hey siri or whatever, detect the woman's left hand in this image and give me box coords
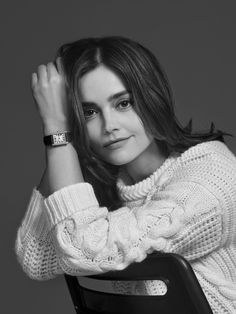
[31,57,71,132]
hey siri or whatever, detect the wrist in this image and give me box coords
[43,122,71,136]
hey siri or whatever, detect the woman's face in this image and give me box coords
[78,65,154,166]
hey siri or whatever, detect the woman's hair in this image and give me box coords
[55,36,233,211]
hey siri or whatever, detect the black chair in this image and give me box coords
[64,252,213,314]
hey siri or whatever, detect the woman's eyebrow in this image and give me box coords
[107,90,131,102]
[81,90,131,107]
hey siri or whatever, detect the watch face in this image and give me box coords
[53,133,66,145]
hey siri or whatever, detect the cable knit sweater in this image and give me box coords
[15,140,236,313]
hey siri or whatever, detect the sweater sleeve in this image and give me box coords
[15,147,236,280]
[15,187,63,280]
[42,181,222,277]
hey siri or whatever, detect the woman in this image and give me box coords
[15,36,236,313]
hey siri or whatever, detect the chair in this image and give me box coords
[64,252,213,314]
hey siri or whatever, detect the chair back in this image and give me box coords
[64,252,213,314]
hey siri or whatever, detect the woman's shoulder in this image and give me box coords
[162,141,236,206]
[178,140,236,165]
[168,140,236,185]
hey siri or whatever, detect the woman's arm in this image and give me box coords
[15,58,86,278]
[31,58,84,197]
[37,167,49,197]
[15,131,86,280]
[39,124,85,198]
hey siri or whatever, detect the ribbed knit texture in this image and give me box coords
[15,140,236,313]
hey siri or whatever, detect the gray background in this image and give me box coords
[2,0,236,313]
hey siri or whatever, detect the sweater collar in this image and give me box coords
[116,152,179,201]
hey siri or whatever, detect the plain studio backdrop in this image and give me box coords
[1,1,236,313]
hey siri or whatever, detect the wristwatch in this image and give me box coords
[43,131,73,147]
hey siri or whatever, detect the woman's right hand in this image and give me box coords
[31,57,71,133]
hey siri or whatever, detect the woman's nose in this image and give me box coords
[103,111,119,134]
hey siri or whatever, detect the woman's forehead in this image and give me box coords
[78,65,127,102]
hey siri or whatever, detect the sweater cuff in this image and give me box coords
[19,187,48,240]
[44,182,99,228]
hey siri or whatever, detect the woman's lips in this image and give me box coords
[105,137,131,150]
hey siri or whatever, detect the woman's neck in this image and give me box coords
[122,140,169,184]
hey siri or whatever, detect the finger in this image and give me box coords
[46,62,58,79]
[37,64,48,85]
[56,57,64,75]
[31,72,38,89]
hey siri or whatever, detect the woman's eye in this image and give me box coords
[117,100,132,110]
[83,109,96,119]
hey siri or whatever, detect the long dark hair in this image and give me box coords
[55,36,233,211]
